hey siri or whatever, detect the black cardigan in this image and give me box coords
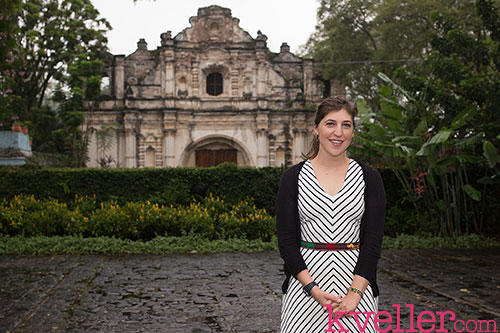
[276,160,386,297]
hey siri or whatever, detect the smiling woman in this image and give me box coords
[276,96,386,333]
[303,97,357,161]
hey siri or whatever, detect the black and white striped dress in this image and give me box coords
[281,159,378,333]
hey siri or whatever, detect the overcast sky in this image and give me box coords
[91,0,319,56]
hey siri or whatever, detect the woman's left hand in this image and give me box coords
[330,292,361,315]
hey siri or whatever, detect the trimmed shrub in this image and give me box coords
[0,194,275,241]
[1,163,497,236]
[0,163,283,214]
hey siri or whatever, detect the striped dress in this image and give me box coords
[280,159,378,333]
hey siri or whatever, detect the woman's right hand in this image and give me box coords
[310,287,342,306]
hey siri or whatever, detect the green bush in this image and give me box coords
[0,195,84,236]
[147,178,194,207]
[0,164,283,214]
[218,199,275,241]
[0,194,276,241]
[1,163,498,237]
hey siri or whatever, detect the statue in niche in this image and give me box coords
[177,76,188,98]
[243,77,252,100]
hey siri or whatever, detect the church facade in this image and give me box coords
[85,5,342,168]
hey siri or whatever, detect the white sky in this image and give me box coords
[90,0,319,56]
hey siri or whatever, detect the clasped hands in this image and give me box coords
[310,286,361,316]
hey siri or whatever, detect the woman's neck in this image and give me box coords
[311,151,349,169]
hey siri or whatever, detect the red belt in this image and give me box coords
[300,241,360,250]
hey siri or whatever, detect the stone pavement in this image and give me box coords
[0,248,498,332]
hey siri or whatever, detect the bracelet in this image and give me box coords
[348,287,364,296]
[303,281,318,296]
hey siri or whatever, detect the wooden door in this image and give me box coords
[195,149,237,167]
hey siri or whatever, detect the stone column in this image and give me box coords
[163,129,177,167]
[230,58,240,97]
[256,129,268,167]
[163,111,177,167]
[124,129,136,168]
[113,55,125,99]
[296,129,311,164]
[292,113,307,164]
[256,63,267,97]
[293,128,305,164]
[165,61,175,97]
[123,113,137,168]
[268,134,276,166]
[191,61,200,96]
[255,48,268,98]
[108,130,119,168]
[137,136,145,168]
[160,53,166,98]
[87,127,98,167]
[160,47,175,97]
[303,59,314,103]
[122,129,134,167]
[116,129,126,167]
[256,112,269,167]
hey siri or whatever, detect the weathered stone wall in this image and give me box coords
[85,5,337,168]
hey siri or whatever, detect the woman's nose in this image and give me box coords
[333,125,343,136]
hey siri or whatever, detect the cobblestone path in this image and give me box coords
[0,248,498,332]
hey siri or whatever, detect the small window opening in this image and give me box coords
[207,72,223,96]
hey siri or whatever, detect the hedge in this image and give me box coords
[1,163,498,236]
[0,194,275,241]
[0,163,405,211]
[0,163,284,214]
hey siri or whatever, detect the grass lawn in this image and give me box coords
[0,234,498,255]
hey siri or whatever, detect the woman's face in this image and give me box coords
[313,108,354,159]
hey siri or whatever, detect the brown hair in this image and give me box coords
[302,96,357,160]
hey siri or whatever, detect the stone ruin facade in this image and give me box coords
[85,5,344,168]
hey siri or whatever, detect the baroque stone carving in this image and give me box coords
[85,5,342,168]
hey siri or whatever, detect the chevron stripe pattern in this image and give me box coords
[280,159,378,333]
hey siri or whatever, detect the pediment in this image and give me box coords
[174,5,254,44]
[273,52,302,63]
[126,39,154,61]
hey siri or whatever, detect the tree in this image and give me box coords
[0,0,21,128]
[53,54,103,167]
[304,0,475,104]
[7,0,110,123]
[397,0,500,137]
[351,0,500,236]
[305,0,379,100]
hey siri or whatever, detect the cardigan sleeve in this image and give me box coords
[276,166,307,277]
[353,166,386,284]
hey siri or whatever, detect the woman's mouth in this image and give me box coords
[329,139,343,146]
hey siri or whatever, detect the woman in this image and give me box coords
[276,96,386,332]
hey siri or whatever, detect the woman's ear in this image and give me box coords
[313,124,319,136]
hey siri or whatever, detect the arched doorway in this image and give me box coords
[180,135,254,167]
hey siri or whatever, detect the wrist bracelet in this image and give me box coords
[348,287,363,296]
[303,281,318,296]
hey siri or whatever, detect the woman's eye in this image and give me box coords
[343,123,352,128]
[325,122,335,127]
